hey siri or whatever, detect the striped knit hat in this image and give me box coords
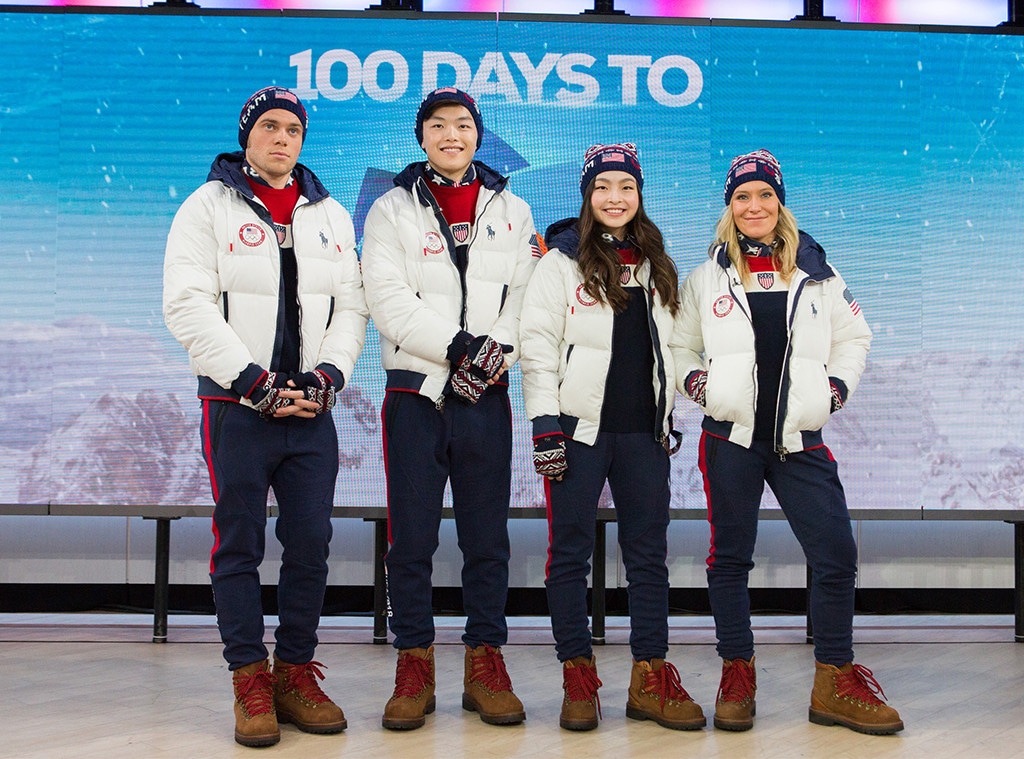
[238,87,308,149]
[579,143,643,196]
[723,149,785,206]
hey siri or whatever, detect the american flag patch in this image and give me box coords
[529,232,546,258]
[736,162,757,176]
[601,152,625,164]
[843,287,861,316]
[275,90,299,104]
[757,271,774,289]
[451,222,470,244]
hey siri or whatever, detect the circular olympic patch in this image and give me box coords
[575,284,598,307]
[423,231,444,255]
[238,223,266,247]
[713,294,734,318]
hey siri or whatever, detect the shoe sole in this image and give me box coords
[808,707,904,735]
[461,693,525,725]
[277,710,348,734]
[382,696,436,730]
[625,705,706,730]
[560,717,599,731]
[714,701,755,731]
[234,730,281,747]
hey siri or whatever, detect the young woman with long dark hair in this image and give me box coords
[520,143,704,732]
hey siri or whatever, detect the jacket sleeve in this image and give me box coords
[670,266,708,398]
[825,267,872,397]
[162,185,257,388]
[518,251,568,423]
[314,200,368,382]
[361,193,465,364]
[482,196,540,366]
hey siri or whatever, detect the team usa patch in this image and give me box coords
[423,231,445,256]
[529,232,547,259]
[843,287,861,316]
[575,284,599,307]
[450,222,470,244]
[757,271,775,290]
[713,294,734,318]
[238,223,266,247]
[619,265,633,285]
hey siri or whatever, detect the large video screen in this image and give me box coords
[2,11,1022,512]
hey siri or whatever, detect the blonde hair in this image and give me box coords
[713,203,800,286]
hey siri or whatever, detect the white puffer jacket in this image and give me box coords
[671,232,871,453]
[519,222,678,447]
[361,161,539,400]
[163,152,367,402]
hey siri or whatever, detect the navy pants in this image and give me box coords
[201,400,338,670]
[545,432,671,663]
[699,432,858,665]
[381,389,512,650]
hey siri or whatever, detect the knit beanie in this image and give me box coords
[723,149,785,206]
[414,88,484,149]
[579,143,644,196]
[238,87,308,149]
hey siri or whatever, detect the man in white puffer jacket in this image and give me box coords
[361,88,539,731]
[163,86,367,748]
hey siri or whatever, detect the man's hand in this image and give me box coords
[532,434,567,481]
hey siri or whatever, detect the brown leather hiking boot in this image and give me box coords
[560,655,602,731]
[382,646,436,730]
[626,658,706,730]
[232,660,280,747]
[809,661,904,735]
[462,645,526,725]
[714,657,757,731]
[272,657,347,734]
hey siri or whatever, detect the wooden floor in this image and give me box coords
[1,613,1022,758]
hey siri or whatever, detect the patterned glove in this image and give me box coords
[685,370,708,407]
[249,371,293,418]
[450,335,512,404]
[532,434,567,480]
[829,377,847,413]
[293,368,339,415]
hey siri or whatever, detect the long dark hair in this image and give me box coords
[576,183,680,316]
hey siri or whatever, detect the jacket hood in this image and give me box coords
[207,151,331,204]
[544,217,580,259]
[392,160,509,202]
[714,230,834,282]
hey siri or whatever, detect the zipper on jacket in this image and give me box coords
[726,269,759,428]
[643,271,669,444]
[417,175,499,330]
[772,274,810,458]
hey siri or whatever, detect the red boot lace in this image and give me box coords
[393,652,433,699]
[235,666,276,717]
[564,661,603,718]
[717,659,756,704]
[644,661,694,712]
[835,664,888,705]
[468,645,514,693]
[282,660,332,705]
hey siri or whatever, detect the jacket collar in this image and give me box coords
[714,230,835,282]
[393,160,508,206]
[544,217,581,259]
[207,151,330,204]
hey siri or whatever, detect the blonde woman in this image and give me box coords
[673,149,902,735]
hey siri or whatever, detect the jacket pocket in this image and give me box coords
[704,353,755,427]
